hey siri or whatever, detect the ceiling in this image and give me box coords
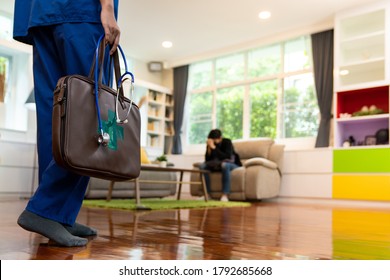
[2,0,378,66]
[118,0,376,66]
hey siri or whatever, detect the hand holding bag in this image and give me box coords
[52,35,141,181]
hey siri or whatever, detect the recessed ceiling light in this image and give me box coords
[162,41,173,48]
[258,11,271,20]
[340,69,349,76]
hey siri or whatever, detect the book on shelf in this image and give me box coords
[147,135,160,147]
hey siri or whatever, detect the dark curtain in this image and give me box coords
[171,65,189,154]
[311,29,334,147]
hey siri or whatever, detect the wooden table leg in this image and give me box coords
[201,173,208,202]
[106,181,115,201]
[177,171,184,200]
[135,178,141,206]
[134,178,151,210]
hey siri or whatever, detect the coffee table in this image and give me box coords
[106,165,210,210]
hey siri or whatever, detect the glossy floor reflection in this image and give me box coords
[2,198,390,260]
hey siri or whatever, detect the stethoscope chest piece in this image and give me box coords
[98,132,110,146]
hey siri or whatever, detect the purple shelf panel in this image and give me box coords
[337,118,389,146]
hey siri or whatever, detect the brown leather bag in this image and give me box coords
[52,37,141,181]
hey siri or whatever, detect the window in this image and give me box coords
[282,74,318,138]
[249,80,278,138]
[215,53,245,85]
[186,35,318,146]
[188,91,213,144]
[0,55,10,103]
[216,86,244,139]
[0,13,12,40]
[188,61,212,90]
[248,44,281,78]
[284,36,311,72]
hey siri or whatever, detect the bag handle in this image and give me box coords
[93,35,135,146]
[88,38,106,82]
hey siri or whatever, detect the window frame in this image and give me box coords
[184,35,318,153]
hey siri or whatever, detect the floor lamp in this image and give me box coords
[25,89,37,197]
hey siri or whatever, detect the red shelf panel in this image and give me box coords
[336,85,389,118]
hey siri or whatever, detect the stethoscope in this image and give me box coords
[94,35,134,146]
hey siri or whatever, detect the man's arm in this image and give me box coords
[100,0,120,55]
[208,139,233,161]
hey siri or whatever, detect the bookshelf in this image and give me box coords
[134,80,174,158]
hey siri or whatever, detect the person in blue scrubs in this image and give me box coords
[14,0,120,247]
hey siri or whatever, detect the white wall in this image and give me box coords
[0,136,37,197]
[167,148,333,199]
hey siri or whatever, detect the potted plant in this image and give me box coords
[156,154,168,167]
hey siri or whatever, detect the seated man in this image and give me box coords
[199,129,241,201]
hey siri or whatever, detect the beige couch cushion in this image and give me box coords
[233,138,274,160]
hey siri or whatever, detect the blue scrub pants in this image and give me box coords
[26,23,107,226]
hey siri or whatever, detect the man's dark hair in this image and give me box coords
[208,129,222,139]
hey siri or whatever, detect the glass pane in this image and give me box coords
[215,53,245,85]
[248,44,281,78]
[282,73,319,138]
[284,36,311,72]
[188,61,212,90]
[0,56,10,103]
[249,80,278,138]
[188,92,213,144]
[0,15,12,40]
[216,86,244,140]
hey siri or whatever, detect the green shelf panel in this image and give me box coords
[333,148,390,173]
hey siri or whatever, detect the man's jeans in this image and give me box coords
[199,162,239,194]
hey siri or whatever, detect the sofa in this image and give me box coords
[190,138,284,201]
[85,168,177,199]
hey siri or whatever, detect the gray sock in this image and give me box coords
[17,210,88,247]
[64,223,98,237]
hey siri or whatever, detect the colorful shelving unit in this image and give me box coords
[333,1,390,201]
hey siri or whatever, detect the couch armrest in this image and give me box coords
[243,157,278,169]
[268,144,284,171]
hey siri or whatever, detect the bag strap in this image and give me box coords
[93,35,135,146]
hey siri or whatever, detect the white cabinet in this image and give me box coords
[335,6,388,89]
[334,1,390,148]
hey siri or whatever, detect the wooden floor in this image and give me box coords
[2,196,390,260]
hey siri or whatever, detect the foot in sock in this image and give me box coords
[64,222,98,237]
[17,210,88,247]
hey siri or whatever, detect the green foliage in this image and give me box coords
[156,154,168,162]
[248,45,281,78]
[0,56,8,74]
[352,108,384,117]
[186,35,319,143]
[189,122,212,145]
[216,87,244,140]
[249,81,278,138]
[283,85,319,138]
[188,61,212,90]
[188,92,213,144]
[215,54,245,85]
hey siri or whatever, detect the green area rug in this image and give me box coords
[83,198,251,211]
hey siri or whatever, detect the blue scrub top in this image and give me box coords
[13,0,119,45]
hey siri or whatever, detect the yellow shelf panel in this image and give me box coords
[333,175,390,201]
